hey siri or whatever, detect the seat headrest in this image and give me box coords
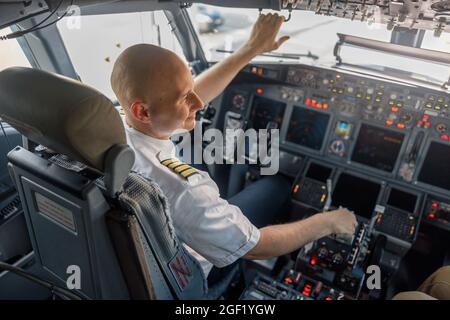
[0,67,125,172]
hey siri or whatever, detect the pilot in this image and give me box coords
[393,266,450,300]
[110,13,357,286]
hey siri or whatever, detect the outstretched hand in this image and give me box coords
[244,13,290,55]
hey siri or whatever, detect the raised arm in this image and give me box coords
[194,13,290,105]
[244,208,358,260]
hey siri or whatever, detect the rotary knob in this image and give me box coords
[317,247,329,259]
[329,140,346,157]
[436,123,447,133]
[332,253,344,266]
[401,113,413,124]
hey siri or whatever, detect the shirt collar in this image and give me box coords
[124,120,176,158]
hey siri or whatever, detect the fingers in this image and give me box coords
[277,36,291,47]
[259,13,286,25]
[275,35,290,49]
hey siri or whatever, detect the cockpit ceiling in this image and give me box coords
[0,0,449,35]
[192,0,450,36]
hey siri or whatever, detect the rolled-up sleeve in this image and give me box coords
[172,181,260,268]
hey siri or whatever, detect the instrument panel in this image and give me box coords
[215,63,450,233]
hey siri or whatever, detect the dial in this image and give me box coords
[436,123,448,133]
[329,140,346,157]
[232,94,246,110]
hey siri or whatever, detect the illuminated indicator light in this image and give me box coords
[284,277,293,284]
[432,202,439,208]
[392,107,399,112]
[423,115,430,120]
[418,120,423,125]
[425,122,431,127]
[397,123,405,129]
[428,213,436,219]
[305,98,311,106]
[293,185,300,193]
[256,88,264,94]
[310,257,317,266]
[323,104,329,109]
[435,106,441,110]
[441,134,449,140]
[397,103,402,107]
[336,74,341,79]
[377,216,382,224]
[386,120,394,126]
[303,285,312,297]
[325,297,333,301]
[389,101,394,105]
[317,103,323,109]
[311,100,317,107]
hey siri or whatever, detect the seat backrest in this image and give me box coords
[0,67,207,299]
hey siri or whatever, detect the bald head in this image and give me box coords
[111,44,188,110]
[110,44,204,139]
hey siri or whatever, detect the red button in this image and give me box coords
[425,122,431,127]
[418,120,423,125]
[441,134,449,140]
[284,277,293,284]
[423,115,430,120]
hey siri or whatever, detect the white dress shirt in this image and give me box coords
[124,122,260,277]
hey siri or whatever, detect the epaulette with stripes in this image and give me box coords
[160,158,199,179]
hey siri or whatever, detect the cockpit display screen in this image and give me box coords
[351,124,404,172]
[250,96,286,130]
[418,142,450,191]
[387,188,418,213]
[286,107,330,150]
[332,173,381,219]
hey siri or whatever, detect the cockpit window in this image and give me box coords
[0,27,31,71]
[57,11,186,103]
[188,5,450,86]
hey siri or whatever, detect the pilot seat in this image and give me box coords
[0,67,232,299]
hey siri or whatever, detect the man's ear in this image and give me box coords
[130,100,151,123]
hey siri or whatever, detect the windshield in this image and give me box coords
[189,5,450,85]
[0,27,31,71]
[57,11,185,102]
